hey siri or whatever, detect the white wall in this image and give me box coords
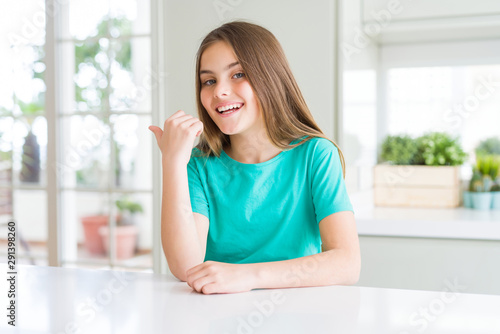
[163,0,338,139]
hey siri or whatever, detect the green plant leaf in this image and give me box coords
[416,132,467,166]
[380,135,418,165]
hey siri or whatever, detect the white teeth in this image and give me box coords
[217,104,242,112]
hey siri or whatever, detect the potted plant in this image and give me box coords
[475,137,500,156]
[98,197,142,259]
[485,154,500,210]
[374,132,468,208]
[81,213,109,255]
[469,179,491,210]
[469,165,491,211]
[463,169,481,208]
[464,138,500,210]
[492,182,500,210]
[469,154,500,210]
[380,135,418,165]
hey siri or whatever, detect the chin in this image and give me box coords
[215,124,239,136]
[219,129,238,136]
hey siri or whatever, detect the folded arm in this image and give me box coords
[186,211,360,294]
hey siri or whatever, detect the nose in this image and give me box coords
[214,79,231,98]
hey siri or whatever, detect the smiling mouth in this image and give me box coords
[217,103,244,114]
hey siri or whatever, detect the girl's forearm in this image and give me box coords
[249,249,360,290]
[161,159,204,281]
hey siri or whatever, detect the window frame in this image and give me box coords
[43,0,163,272]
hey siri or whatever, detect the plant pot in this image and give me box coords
[491,192,500,210]
[81,215,108,255]
[373,165,461,208]
[463,191,473,208]
[470,192,492,211]
[98,225,138,260]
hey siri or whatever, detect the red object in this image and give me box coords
[99,225,138,259]
[81,215,108,255]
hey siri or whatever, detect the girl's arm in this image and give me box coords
[252,211,360,288]
[160,161,207,281]
[149,110,206,281]
[186,211,360,294]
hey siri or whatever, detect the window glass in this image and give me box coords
[59,0,153,270]
[386,65,500,155]
[0,0,47,264]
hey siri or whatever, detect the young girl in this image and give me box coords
[149,21,360,294]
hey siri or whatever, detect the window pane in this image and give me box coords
[67,0,110,40]
[343,70,377,165]
[113,192,152,268]
[69,35,151,113]
[0,2,46,116]
[12,189,47,265]
[386,65,500,156]
[10,117,47,186]
[59,0,153,271]
[111,114,152,190]
[73,39,110,112]
[109,0,150,35]
[64,1,152,112]
[109,38,152,112]
[0,1,47,186]
[61,190,111,264]
[0,0,47,265]
[60,115,111,189]
[342,70,378,193]
[60,191,152,268]
[0,117,14,189]
[66,0,149,40]
[387,67,453,137]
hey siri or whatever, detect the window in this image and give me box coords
[59,0,153,270]
[386,65,500,158]
[0,0,48,265]
[0,0,156,271]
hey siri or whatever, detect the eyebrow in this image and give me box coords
[200,61,240,75]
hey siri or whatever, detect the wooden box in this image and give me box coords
[373,165,461,208]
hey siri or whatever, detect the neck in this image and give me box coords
[225,128,284,164]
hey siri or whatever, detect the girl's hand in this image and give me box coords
[186,261,257,294]
[149,110,204,165]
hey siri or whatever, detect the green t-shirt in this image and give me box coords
[187,136,354,264]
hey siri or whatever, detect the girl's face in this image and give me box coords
[199,41,262,137]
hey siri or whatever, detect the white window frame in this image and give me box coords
[44,0,164,272]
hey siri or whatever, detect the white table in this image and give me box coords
[2,265,500,333]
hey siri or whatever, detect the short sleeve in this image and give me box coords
[310,140,354,224]
[187,152,209,218]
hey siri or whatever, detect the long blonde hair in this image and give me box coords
[194,21,346,178]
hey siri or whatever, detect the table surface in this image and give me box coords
[2,265,500,333]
